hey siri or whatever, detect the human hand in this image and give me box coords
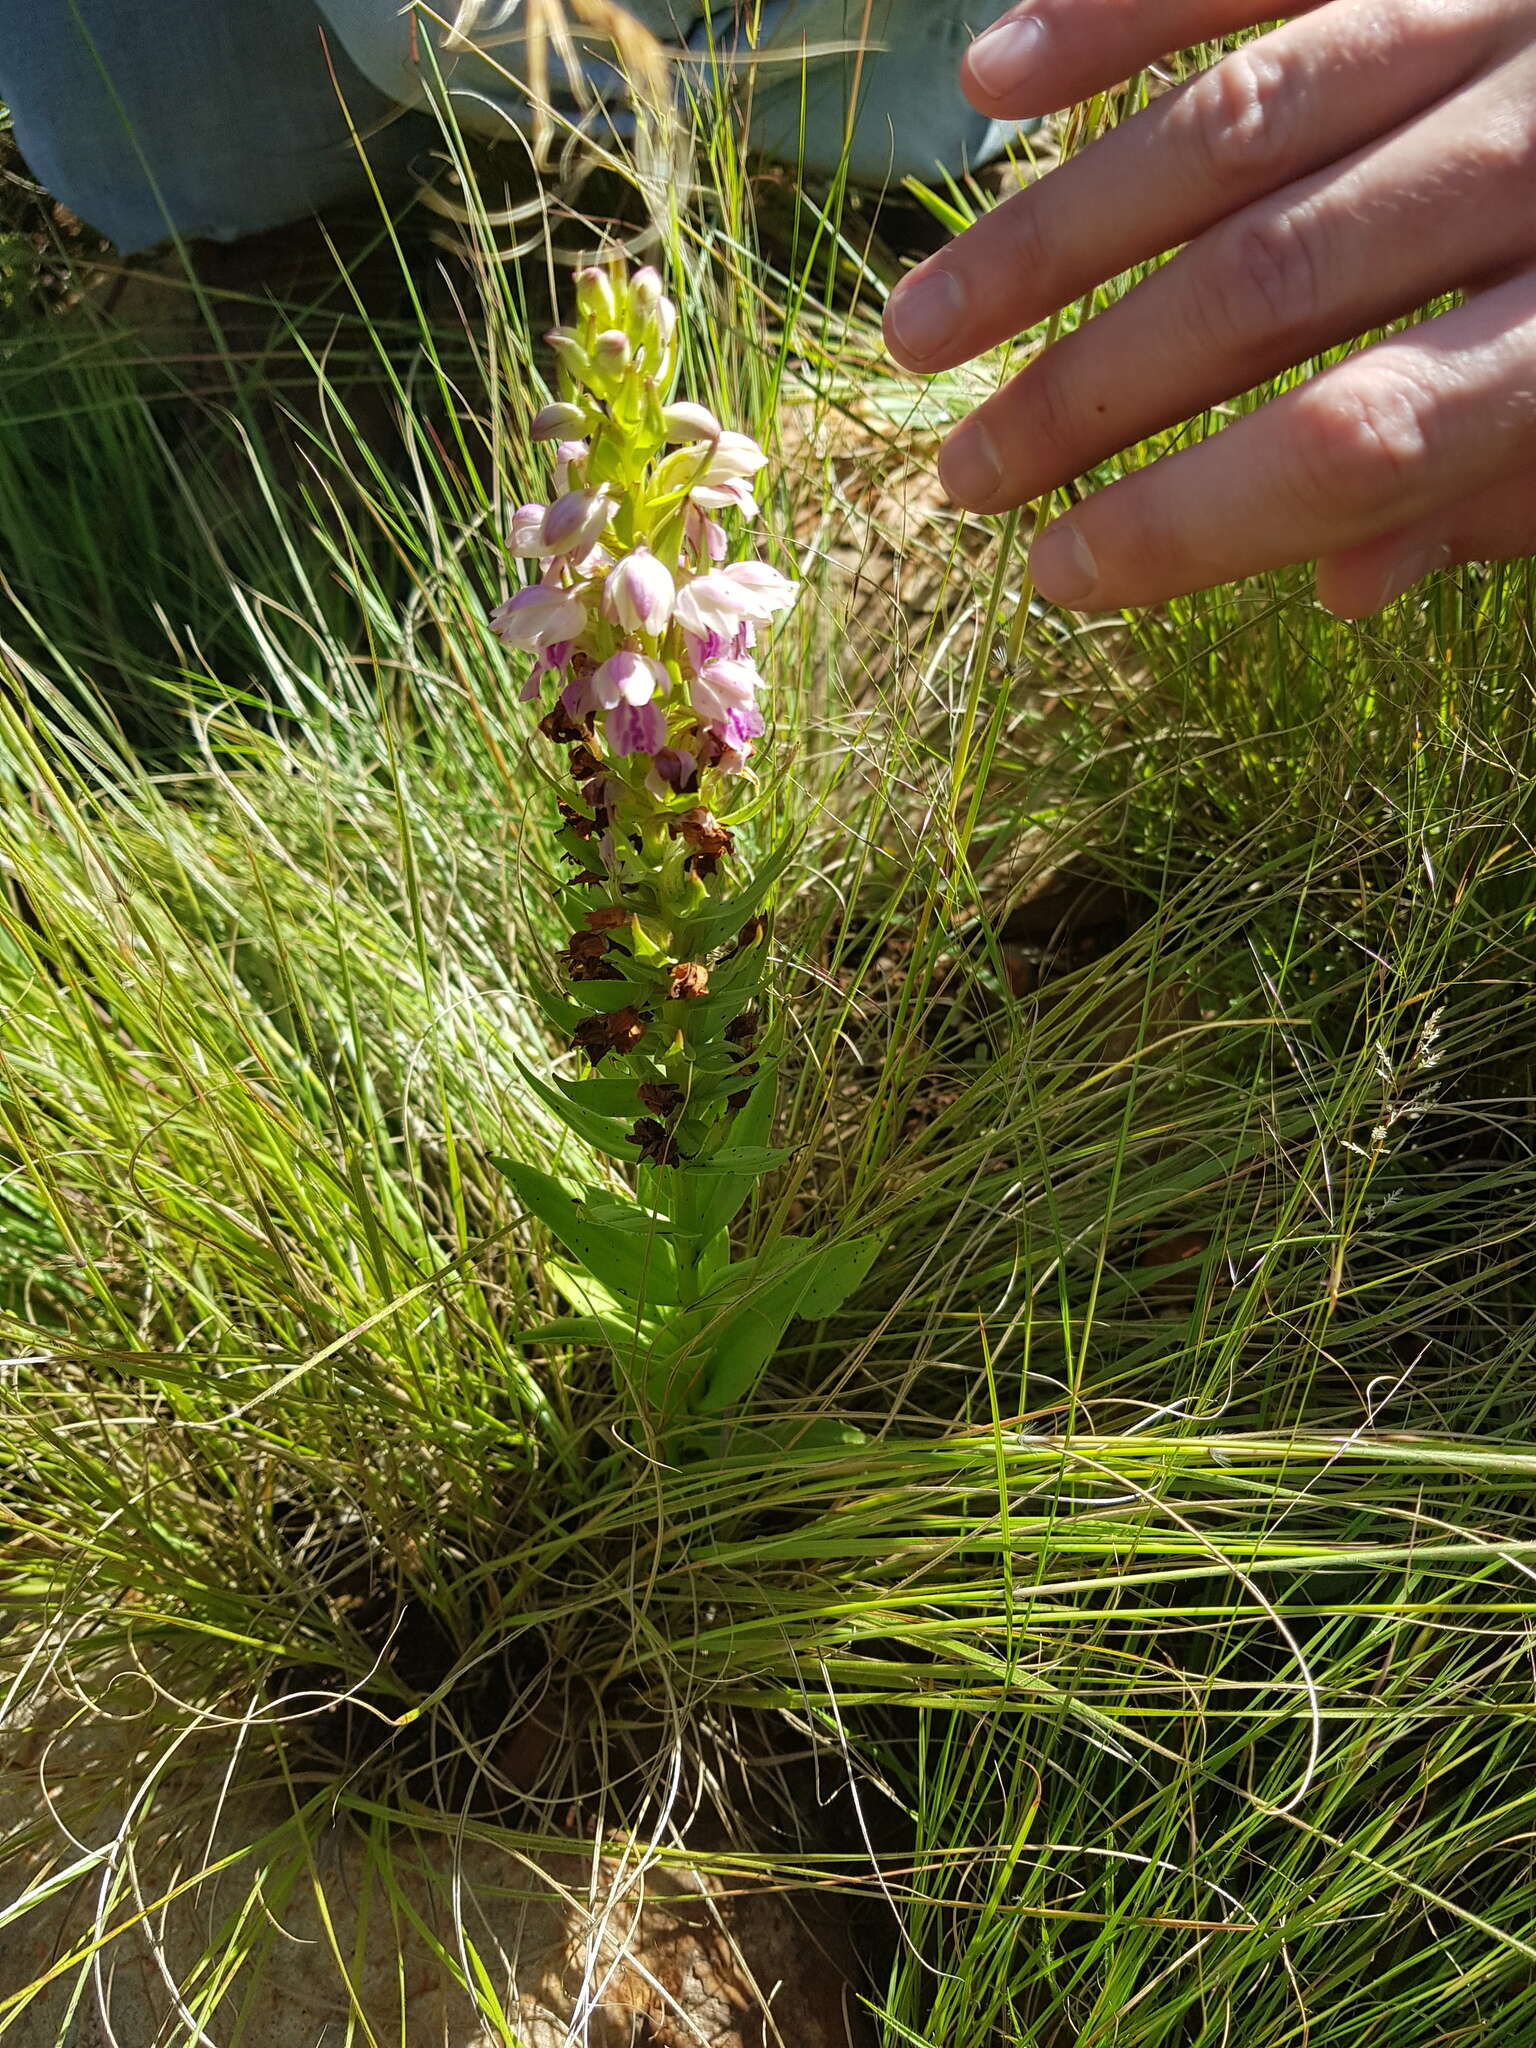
[882,0,1536,617]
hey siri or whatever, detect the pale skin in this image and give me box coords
[882,0,1536,618]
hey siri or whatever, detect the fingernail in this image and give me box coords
[967,11,1047,98]
[940,422,1003,507]
[1373,541,1450,611]
[888,266,967,364]
[1031,521,1098,605]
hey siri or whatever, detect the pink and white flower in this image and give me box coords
[491,583,588,652]
[685,503,729,563]
[604,548,675,636]
[592,650,669,711]
[697,432,768,486]
[606,699,669,757]
[691,657,766,754]
[690,476,759,519]
[673,561,796,642]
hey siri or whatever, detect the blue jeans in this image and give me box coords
[0,2,1027,253]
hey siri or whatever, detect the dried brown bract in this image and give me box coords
[557,801,599,841]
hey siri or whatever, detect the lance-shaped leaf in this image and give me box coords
[495,1158,677,1304]
[693,1067,781,1239]
[695,1232,885,1414]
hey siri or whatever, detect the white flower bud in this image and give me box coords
[540,487,612,558]
[628,266,664,315]
[530,401,585,442]
[592,329,633,374]
[575,265,620,327]
[663,402,724,445]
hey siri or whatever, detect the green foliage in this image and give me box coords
[0,78,1534,2048]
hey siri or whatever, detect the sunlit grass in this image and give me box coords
[1,65,1535,2047]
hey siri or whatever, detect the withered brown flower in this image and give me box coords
[669,962,710,1001]
[572,1006,649,1064]
[629,1118,679,1167]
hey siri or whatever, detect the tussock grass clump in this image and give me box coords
[1,91,1536,2048]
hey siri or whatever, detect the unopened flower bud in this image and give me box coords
[509,503,548,555]
[575,265,620,327]
[603,548,675,637]
[628,266,664,316]
[664,402,723,445]
[530,401,585,442]
[546,328,588,377]
[592,329,632,375]
[541,487,612,558]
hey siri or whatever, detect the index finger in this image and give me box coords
[960,0,1323,121]
[884,0,1497,374]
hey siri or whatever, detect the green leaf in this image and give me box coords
[494,1158,676,1304]
[680,838,799,955]
[694,1069,780,1238]
[682,1055,779,1106]
[513,1066,640,1160]
[686,1146,792,1176]
[666,989,752,1036]
[580,1190,671,1234]
[553,1074,648,1116]
[696,1232,885,1415]
[510,1315,617,1349]
[542,1260,654,1337]
[789,1233,886,1320]
[564,978,658,1015]
[532,987,587,1037]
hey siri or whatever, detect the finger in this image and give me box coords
[936,72,1536,511]
[1021,271,1536,610]
[962,0,1334,118]
[1315,471,1536,616]
[885,0,1503,373]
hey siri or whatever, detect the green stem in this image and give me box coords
[670,1164,705,1309]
